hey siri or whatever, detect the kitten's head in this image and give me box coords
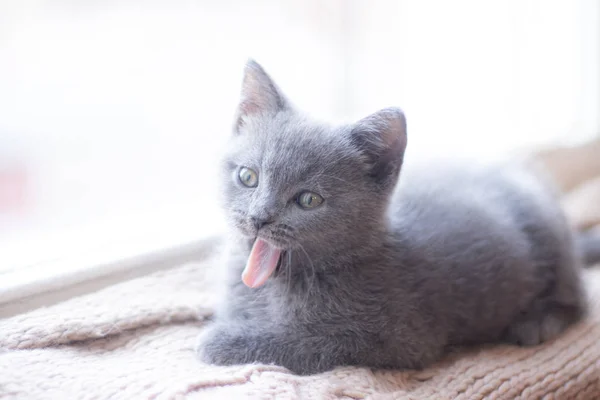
[221,60,407,284]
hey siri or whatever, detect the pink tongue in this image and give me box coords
[242,238,282,288]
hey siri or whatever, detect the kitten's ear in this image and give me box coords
[350,107,407,185]
[234,59,288,132]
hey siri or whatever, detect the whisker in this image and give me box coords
[285,251,293,297]
[298,244,316,309]
[267,227,296,244]
[277,224,296,233]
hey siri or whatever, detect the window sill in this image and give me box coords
[0,228,223,318]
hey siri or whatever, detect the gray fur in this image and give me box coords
[197,60,587,375]
[578,230,600,266]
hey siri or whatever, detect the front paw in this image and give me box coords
[196,325,250,366]
[197,325,342,374]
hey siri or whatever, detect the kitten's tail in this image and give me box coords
[577,229,600,267]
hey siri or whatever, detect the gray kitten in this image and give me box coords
[197,60,596,375]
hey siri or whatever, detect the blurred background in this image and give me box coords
[1,1,599,282]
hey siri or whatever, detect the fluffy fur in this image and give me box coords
[197,60,588,375]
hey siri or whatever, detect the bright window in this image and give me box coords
[1,0,598,304]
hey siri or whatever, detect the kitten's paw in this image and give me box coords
[195,327,216,363]
[195,325,250,366]
[506,306,580,346]
[507,317,543,346]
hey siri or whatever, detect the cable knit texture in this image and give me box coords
[1,257,600,400]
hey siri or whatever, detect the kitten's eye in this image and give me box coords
[296,191,324,209]
[238,167,258,188]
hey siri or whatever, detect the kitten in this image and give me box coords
[197,60,589,375]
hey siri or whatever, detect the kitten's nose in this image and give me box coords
[250,216,274,230]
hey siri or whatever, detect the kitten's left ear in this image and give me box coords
[235,59,289,132]
[350,107,407,186]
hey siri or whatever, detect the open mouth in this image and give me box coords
[241,238,286,288]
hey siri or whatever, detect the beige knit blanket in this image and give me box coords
[1,257,600,400]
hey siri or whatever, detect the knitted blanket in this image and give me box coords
[1,256,600,400]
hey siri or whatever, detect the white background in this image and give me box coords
[0,0,598,278]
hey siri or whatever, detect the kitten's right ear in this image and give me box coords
[350,107,408,186]
[234,59,288,132]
